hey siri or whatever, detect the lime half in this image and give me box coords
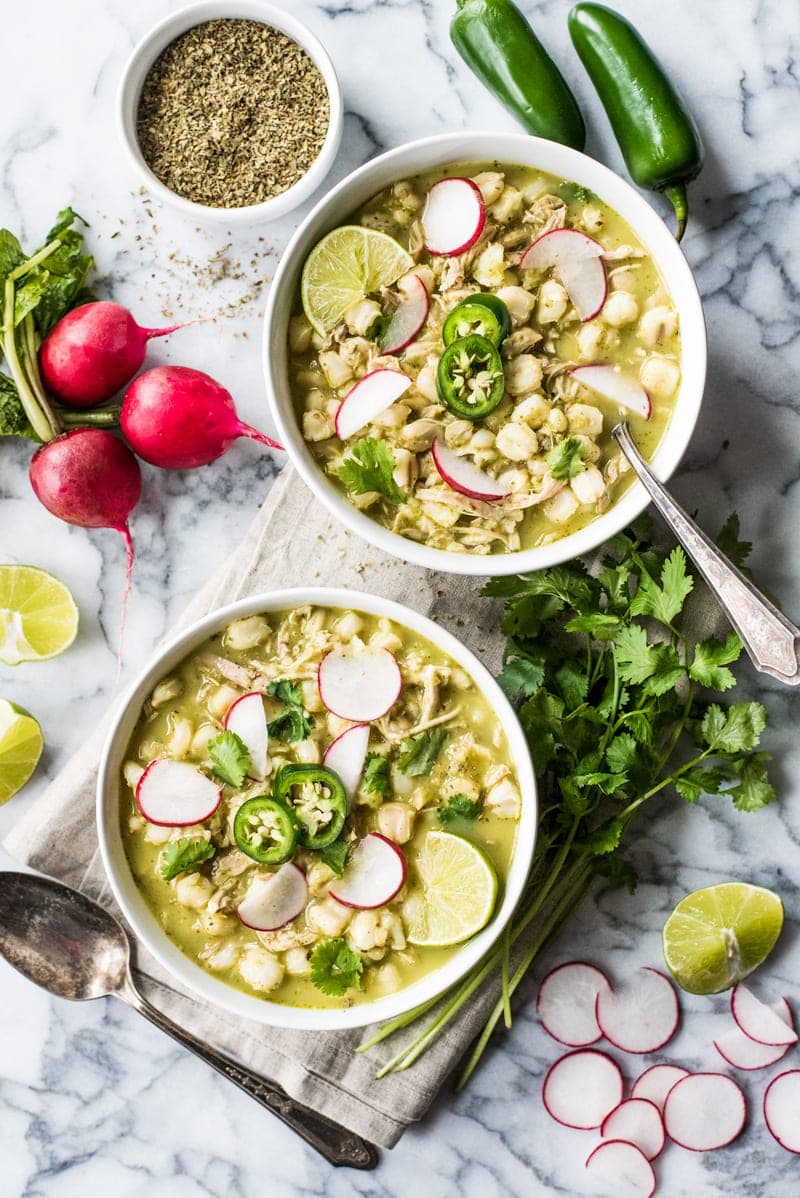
[405,830,498,948]
[662,882,784,995]
[0,565,79,665]
[301,225,413,335]
[0,700,44,804]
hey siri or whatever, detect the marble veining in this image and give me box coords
[1,0,799,1193]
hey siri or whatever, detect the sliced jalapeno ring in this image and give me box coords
[442,294,511,348]
[273,764,348,850]
[233,796,298,865]
[436,333,506,420]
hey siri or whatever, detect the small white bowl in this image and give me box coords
[263,131,707,575]
[97,587,537,1031]
[117,0,343,224]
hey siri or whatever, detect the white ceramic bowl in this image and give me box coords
[117,0,343,224]
[264,131,707,575]
[97,587,537,1031]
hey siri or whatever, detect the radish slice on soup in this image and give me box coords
[571,365,651,419]
[237,864,308,931]
[381,276,430,354]
[328,833,406,909]
[136,759,221,826]
[224,692,268,780]
[431,439,509,502]
[323,724,370,799]
[520,228,607,321]
[335,369,412,440]
[422,177,486,257]
[318,647,402,722]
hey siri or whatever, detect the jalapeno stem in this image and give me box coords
[664,184,688,243]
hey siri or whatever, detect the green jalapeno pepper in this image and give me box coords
[450,0,586,150]
[233,796,298,865]
[442,294,511,348]
[273,764,348,850]
[437,334,506,420]
[568,3,703,241]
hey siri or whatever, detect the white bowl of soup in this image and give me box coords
[263,131,706,575]
[97,588,537,1031]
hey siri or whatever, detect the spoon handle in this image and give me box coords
[614,424,800,683]
[116,976,378,1169]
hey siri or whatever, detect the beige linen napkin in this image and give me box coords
[4,465,526,1149]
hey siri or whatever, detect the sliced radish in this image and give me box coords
[731,984,798,1047]
[542,1049,624,1130]
[571,365,651,419]
[318,647,402,722]
[631,1064,690,1111]
[335,369,412,440]
[595,968,679,1054]
[520,228,607,321]
[136,759,221,827]
[663,1073,746,1151]
[431,439,509,502]
[714,1027,791,1071]
[328,832,406,909]
[237,864,308,931]
[422,177,486,257]
[537,961,612,1047]
[323,723,370,799]
[585,1141,655,1198]
[381,276,430,354]
[601,1098,666,1161]
[224,692,268,781]
[764,1069,800,1154]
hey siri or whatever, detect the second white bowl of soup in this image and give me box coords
[98,588,536,1031]
[264,132,706,575]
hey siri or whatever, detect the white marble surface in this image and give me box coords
[1,0,799,1192]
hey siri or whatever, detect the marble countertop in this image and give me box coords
[1,0,799,1193]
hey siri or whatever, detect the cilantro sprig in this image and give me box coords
[335,437,403,506]
[266,678,313,742]
[363,514,776,1082]
[310,938,363,996]
[159,837,215,880]
[397,728,448,776]
[208,730,251,788]
[437,793,482,825]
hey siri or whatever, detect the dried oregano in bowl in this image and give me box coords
[136,18,331,209]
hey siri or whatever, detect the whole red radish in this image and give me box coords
[29,429,142,662]
[120,365,283,470]
[39,301,189,408]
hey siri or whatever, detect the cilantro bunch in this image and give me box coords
[361,515,775,1081]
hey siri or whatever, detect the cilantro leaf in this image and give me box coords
[546,436,586,480]
[438,793,482,825]
[716,513,752,569]
[595,854,639,894]
[605,733,639,774]
[363,752,391,796]
[266,679,304,706]
[208,731,251,787]
[397,728,448,776]
[497,657,544,703]
[701,702,766,754]
[689,632,742,691]
[335,437,403,505]
[629,547,693,625]
[565,612,622,641]
[267,678,313,742]
[583,817,623,856]
[159,838,215,880]
[612,624,660,685]
[310,938,363,996]
[319,837,351,876]
[728,752,776,812]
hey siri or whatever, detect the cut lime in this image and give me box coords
[0,565,79,665]
[662,882,784,995]
[301,225,413,335]
[404,830,498,948]
[0,700,44,804]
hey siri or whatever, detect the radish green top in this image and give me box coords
[293,161,681,555]
[120,604,521,1009]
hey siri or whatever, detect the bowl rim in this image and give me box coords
[116,0,344,224]
[97,586,538,1031]
[263,130,707,575]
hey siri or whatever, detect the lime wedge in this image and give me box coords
[0,565,79,665]
[662,882,784,995]
[0,700,44,804]
[404,830,498,948]
[301,225,413,335]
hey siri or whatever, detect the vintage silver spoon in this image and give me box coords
[0,871,378,1170]
[614,423,800,684]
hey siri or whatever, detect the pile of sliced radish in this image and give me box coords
[335,369,412,440]
[381,276,429,355]
[237,863,307,931]
[318,646,402,722]
[571,365,651,419]
[136,759,221,826]
[519,228,607,322]
[323,723,370,799]
[328,832,406,909]
[421,177,486,257]
[224,692,268,780]
[431,439,509,503]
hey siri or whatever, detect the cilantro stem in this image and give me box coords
[500,925,512,1029]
